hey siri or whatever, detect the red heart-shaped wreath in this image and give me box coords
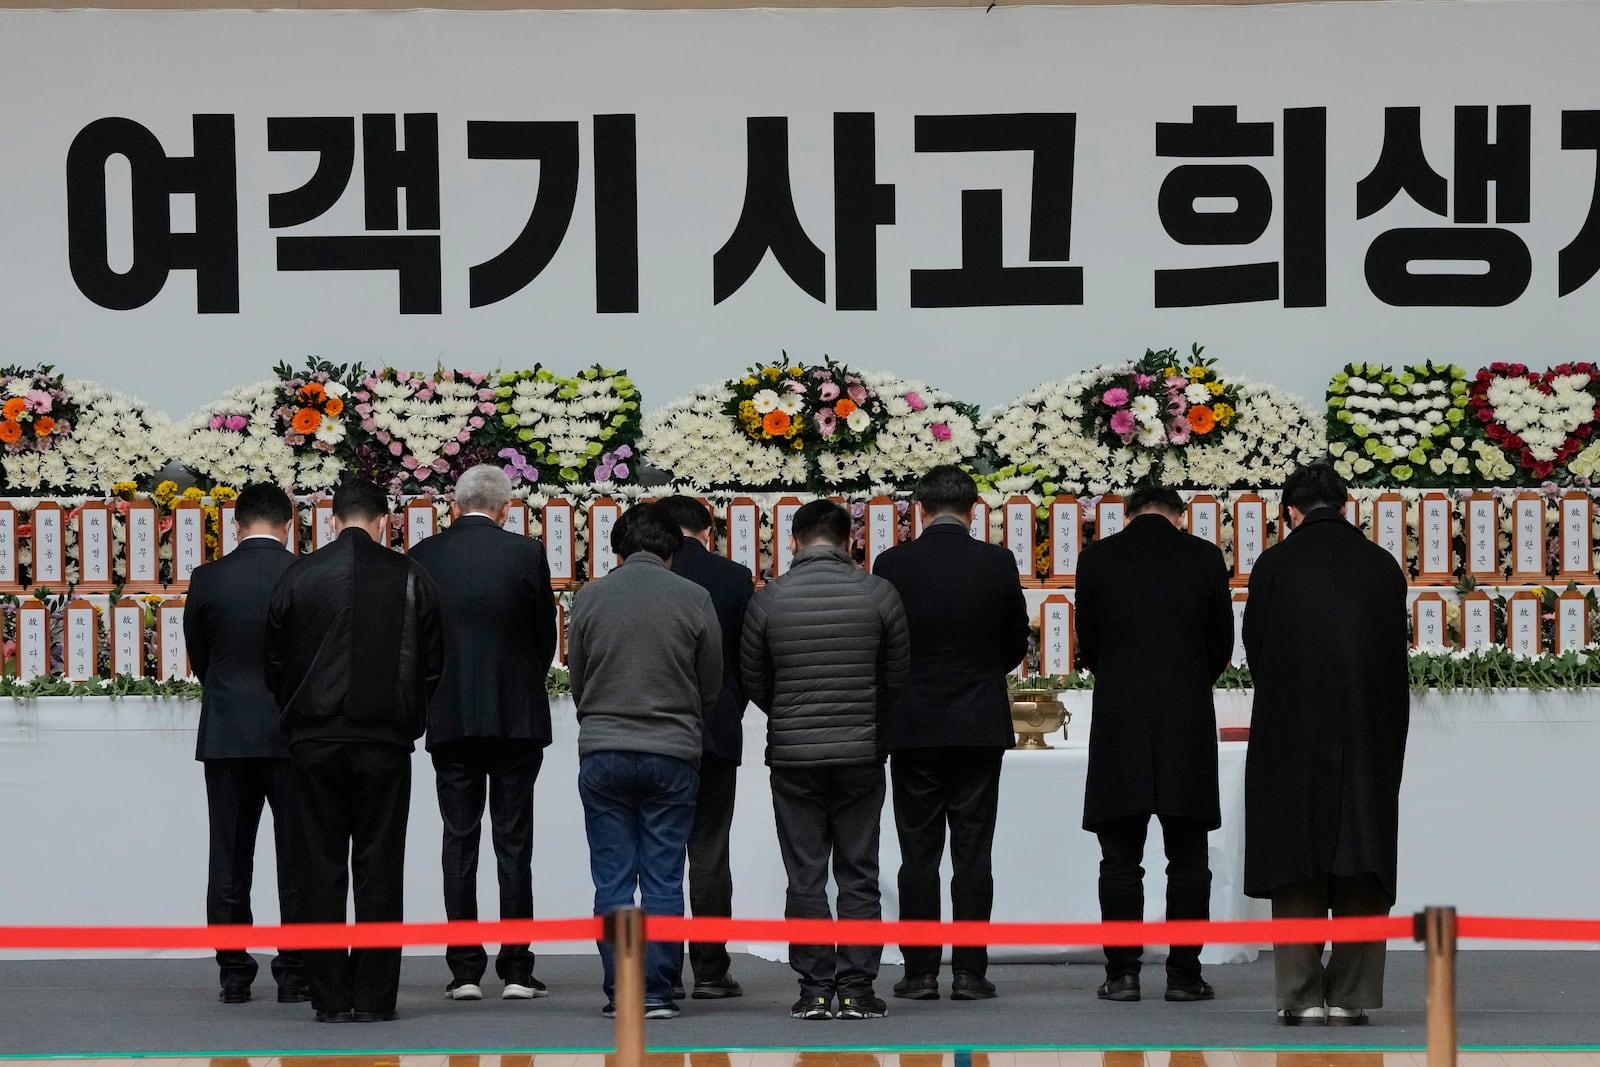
[1468,361,1600,479]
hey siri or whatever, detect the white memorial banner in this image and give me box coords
[8,3,1600,417]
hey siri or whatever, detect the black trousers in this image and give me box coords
[432,738,544,985]
[1095,813,1211,984]
[890,746,1004,979]
[686,752,738,985]
[770,762,885,998]
[204,758,305,993]
[290,739,412,1015]
[1270,872,1391,1010]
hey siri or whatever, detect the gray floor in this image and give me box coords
[0,952,1595,1056]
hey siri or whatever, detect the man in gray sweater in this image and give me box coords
[741,500,910,1021]
[568,503,722,1021]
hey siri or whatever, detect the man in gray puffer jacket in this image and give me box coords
[741,500,910,1022]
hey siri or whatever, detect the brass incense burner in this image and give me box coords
[1009,689,1071,750]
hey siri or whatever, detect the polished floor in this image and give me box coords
[8,1055,1600,1067]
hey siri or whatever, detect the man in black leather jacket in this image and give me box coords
[265,479,445,1024]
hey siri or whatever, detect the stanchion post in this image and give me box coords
[606,907,646,1067]
[1423,906,1458,1067]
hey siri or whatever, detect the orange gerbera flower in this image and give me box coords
[291,407,322,434]
[32,415,55,437]
[0,420,21,444]
[1188,405,1216,435]
[298,382,326,403]
[762,410,792,435]
[834,398,858,418]
[324,396,344,416]
[2,398,26,420]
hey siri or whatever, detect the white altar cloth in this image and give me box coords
[3,692,1598,962]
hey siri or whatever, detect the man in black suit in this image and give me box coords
[183,482,307,1006]
[265,480,445,1024]
[410,465,558,1003]
[1075,485,1232,1005]
[659,495,754,1001]
[1244,463,1409,1027]
[871,466,1029,1002]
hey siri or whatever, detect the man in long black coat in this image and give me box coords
[1076,486,1232,1004]
[872,465,1029,1002]
[1243,462,1409,1027]
[410,465,558,1002]
[183,482,307,1006]
[660,495,754,1000]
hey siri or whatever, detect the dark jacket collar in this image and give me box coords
[338,527,374,543]
[1298,506,1349,530]
[235,535,289,552]
[793,544,853,567]
[675,535,711,559]
[453,513,498,528]
[621,551,669,570]
[922,516,970,535]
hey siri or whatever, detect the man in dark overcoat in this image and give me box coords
[1075,486,1232,1004]
[1243,462,1409,1027]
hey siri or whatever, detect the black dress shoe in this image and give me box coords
[691,975,743,999]
[951,972,996,1001]
[313,1009,354,1023]
[352,1010,398,1022]
[277,986,312,1004]
[892,974,939,1000]
[1165,978,1215,1002]
[219,988,251,1004]
[1097,975,1141,1002]
[671,984,687,1001]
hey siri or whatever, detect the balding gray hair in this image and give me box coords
[454,464,514,515]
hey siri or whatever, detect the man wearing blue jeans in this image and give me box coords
[567,503,722,1020]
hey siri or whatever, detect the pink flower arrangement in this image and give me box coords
[208,413,250,432]
[815,409,838,437]
[1109,410,1136,436]
[1168,417,1192,445]
[818,381,841,402]
[930,422,952,441]
[1101,388,1130,408]
[904,391,926,411]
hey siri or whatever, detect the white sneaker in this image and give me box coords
[446,983,483,1001]
[1277,1005,1326,1026]
[1327,1006,1369,1025]
[503,980,549,1000]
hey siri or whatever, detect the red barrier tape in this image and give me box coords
[0,914,1410,951]
[2,913,1597,952]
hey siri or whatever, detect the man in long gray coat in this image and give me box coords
[741,500,910,1022]
[1243,462,1409,1027]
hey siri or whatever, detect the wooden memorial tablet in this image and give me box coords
[170,499,206,591]
[1038,594,1074,675]
[1371,492,1407,576]
[772,496,803,578]
[1003,495,1034,582]
[1510,492,1547,581]
[911,502,925,540]
[403,498,437,551]
[110,598,145,679]
[1188,493,1221,548]
[969,500,991,543]
[312,497,335,552]
[553,597,566,667]
[1415,492,1455,585]
[1463,493,1501,583]
[587,497,623,579]
[725,498,762,579]
[1556,491,1594,582]
[1556,588,1590,654]
[74,500,115,594]
[122,499,161,593]
[218,500,240,557]
[156,597,190,680]
[698,497,717,553]
[1459,589,1495,651]
[502,499,530,536]
[1507,590,1542,656]
[1095,495,1125,540]
[30,500,65,590]
[1231,493,1267,588]
[1411,591,1450,651]
[16,599,49,682]
[1230,591,1248,666]
[864,497,898,573]
[1343,496,1360,528]
[63,599,99,682]
[1046,496,1082,588]
[0,502,21,593]
[543,498,576,589]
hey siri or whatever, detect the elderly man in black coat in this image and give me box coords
[409,464,558,1003]
[872,465,1029,1002]
[1243,462,1409,1028]
[1075,485,1232,1005]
